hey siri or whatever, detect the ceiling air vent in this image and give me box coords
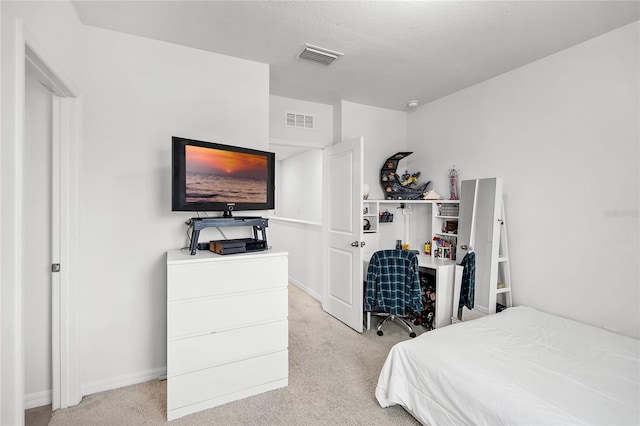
[298,44,343,66]
[286,112,314,129]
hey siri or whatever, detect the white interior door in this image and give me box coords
[322,138,364,332]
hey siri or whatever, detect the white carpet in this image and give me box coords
[50,284,424,425]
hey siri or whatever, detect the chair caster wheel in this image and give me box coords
[409,332,417,338]
[377,330,383,336]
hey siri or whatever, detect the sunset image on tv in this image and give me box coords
[185,145,268,203]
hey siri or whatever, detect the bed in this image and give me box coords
[376,306,639,425]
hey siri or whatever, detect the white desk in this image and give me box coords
[364,254,457,331]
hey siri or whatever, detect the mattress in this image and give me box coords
[376,306,640,425]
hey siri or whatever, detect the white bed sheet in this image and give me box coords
[376,306,640,425]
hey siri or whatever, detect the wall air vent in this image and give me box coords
[286,112,314,129]
[298,44,343,66]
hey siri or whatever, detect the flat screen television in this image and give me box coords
[172,136,275,216]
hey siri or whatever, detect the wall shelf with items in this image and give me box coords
[431,201,459,260]
[360,199,460,261]
[361,199,437,235]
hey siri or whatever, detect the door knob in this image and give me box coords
[351,241,359,247]
[360,241,366,247]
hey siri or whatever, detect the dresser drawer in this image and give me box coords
[167,350,288,411]
[168,319,288,375]
[168,288,287,339]
[168,255,287,301]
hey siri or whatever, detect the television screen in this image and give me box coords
[172,137,275,215]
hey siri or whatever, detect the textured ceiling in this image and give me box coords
[72,1,640,111]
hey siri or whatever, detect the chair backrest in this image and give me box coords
[365,249,422,315]
[369,249,418,274]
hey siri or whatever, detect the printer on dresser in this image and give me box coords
[166,249,289,421]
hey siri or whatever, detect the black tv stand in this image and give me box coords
[187,216,269,255]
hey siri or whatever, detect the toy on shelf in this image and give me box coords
[380,152,430,200]
[448,165,459,200]
[423,189,441,200]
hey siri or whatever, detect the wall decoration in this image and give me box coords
[380,152,430,200]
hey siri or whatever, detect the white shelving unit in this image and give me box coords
[361,199,460,261]
[431,201,459,260]
[362,201,379,233]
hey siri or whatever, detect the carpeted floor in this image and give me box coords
[49,284,424,425]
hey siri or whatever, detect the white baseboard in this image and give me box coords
[288,278,321,301]
[82,366,167,397]
[474,305,489,316]
[25,389,52,409]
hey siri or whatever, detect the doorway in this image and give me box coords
[22,36,82,417]
[23,59,54,421]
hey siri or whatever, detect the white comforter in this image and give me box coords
[376,306,640,425]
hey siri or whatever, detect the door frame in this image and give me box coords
[1,20,82,422]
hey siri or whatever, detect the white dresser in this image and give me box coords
[166,249,289,421]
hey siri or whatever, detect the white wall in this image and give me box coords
[78,26,269,392]
[1,1,83,422]
[268,96,332,298]
[269,95,333,146]
[341,101,408,201]
[23,62,53,407]
[269,144,323,300]
[276,149,323,222]
[407,22,640,338]
[269,220,324,299]
[269,95,331,223]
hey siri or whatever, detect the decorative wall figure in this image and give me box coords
[379,152,430,200]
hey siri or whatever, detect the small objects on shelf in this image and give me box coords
[362,183,370,200]
[424,241,431,255]
[423,189,441,200]
[400,171,421,186]
[432,236,456,260]
[409,272,437,330]
[437,203,459,217]
[379,210,394,222]
[448,166,459,200]
[420,285,437,331]
[432,237,439,258]
[443,221,458,234]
